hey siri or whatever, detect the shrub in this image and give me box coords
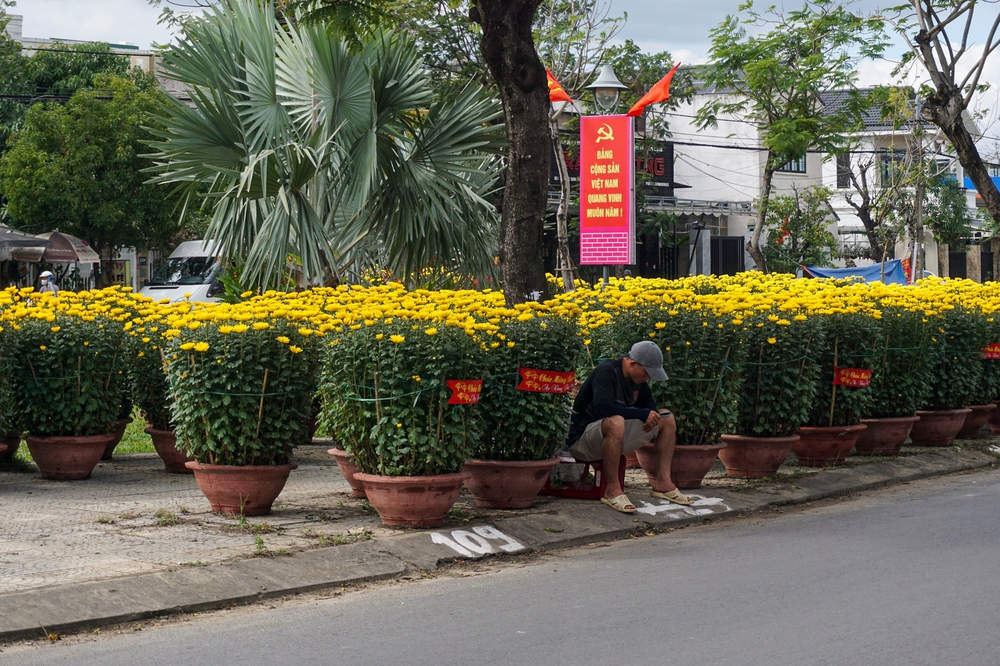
[320,322,483,476]
[805,311,879,427]
[128,334,172,430]
[867,307,935,418]
[475,316,582,460]
[921,306,984,411]
[166,320,319,465]
[13,315,125,436]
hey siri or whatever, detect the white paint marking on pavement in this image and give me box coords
[430,526,526,558]
[634,495,730,516]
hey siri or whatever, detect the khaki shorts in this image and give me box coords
[569,418,658,462]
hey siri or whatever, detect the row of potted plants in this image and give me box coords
[3,274,1000,528]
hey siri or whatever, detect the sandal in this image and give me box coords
[601,494,637,514]
[650,488,693,506]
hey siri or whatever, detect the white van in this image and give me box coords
[139,240,224,303]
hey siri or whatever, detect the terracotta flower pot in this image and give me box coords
[955,404,997,439]
[145,427,193,474]
[354,472,468,527]
[185,461,298,516]
[718,434,798,478]
[102,418,133,460]
[634,442,726,489]
[793,424,867,467]
[328,448,366,498]
[0,433,20,463]
[0,443,6,457]
[989,405,1000,434]
[624,451,642,469]
[909,409,973,447]
[854,416,920,456]
[25,433,115,480]
[463,458,557,508]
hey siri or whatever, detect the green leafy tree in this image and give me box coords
[0,73,180,267]
[923,173,975,247]
[695,0,888,273]
[762,185,839,274]
[148,0,503,290]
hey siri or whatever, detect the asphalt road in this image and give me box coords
[6,469,1000,666]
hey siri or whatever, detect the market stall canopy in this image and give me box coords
[11,231,100,264]
[0,225,52,262]
[802,260,909,286]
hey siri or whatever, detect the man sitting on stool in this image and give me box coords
[566,340,692,513]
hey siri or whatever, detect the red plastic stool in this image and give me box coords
[540,455,626,500]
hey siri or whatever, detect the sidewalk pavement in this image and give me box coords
[1,437,997,643]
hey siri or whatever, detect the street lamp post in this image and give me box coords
[585,65,629,289]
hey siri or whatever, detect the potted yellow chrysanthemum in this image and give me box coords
[165,319,319,515]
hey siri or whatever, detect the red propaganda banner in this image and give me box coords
[579,115,635,266]
[447,379,483,405]
[516,367,577,393]
[983,343,1000,359]
[832,367,872,388]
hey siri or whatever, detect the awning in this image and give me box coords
[802,260,909,285]
[11,231,100,263]
[0,226,52,262]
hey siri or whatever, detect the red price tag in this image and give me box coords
[446,379,483,405]
[832,366,872,388]
[516,367,576,393]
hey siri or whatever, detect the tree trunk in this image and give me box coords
[471,0,551,305]
[549,115,576,292]
[749,155,776,273]
[921,89,1000,228]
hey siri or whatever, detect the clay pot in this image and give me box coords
[0,433,20,463]
[145,428,193,473]
[624,451,642,469]
[718,434,798,478]
[955,404,997,439]
[25,433,115,480]
[101,418,134,460]
[185,461,298,516]
[989,405,1000,434]
[328,448,366,498]
[793,424,867,467]
[463,458,557,508]
[634,442,726,489]
[0,443,6,457]
[854,416,920,456]
[909,409,973,447]
[354,472,468,527]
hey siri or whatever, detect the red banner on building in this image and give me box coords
[516,367,576,393]
[447,379,483,405]
[579,115,635,266]
[984,343,1000,359]
[832,367,872,388]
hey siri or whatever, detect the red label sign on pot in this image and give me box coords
[516,368,576,393]
[984,343,1000,359]
[832,367,872,388]
[446,380,482,405]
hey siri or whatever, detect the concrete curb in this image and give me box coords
[1,447,995,643]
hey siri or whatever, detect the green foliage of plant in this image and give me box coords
[921,306,985,411]
[476,317,581,460]
[970,314,1000,405]
[0,324,21,435]
[319,323,482,476]
[763,186,840,274]
[600,305,746,445]
[805,311,879,426]
[867,307,934,418]
[11,315,126,436]
[166,324,319,466]
[127,338,172,431]
[734,313,825,437]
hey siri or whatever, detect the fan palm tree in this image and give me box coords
[147,0,503,289]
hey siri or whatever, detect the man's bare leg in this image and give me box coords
[600,415,627,499]
[650,413,679,494]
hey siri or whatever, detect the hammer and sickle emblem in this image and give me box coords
[595,123,614,143]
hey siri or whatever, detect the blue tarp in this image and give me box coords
[802,260,909,285]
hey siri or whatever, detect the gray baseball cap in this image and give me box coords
[628,340,667,381]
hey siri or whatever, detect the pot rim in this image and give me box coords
[25,433,116,444]
[354,471,468,484]
[720,433,800,444]
[861,415,920,423]
[144,427,175,436]
[797,424,867,434]
[184,461,298,472]
[465,457,559,468]
[674,442,728,449]
[915,408,973,416]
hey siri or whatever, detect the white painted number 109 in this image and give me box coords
[430,526,525,557]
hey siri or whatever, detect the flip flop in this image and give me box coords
[651,488,694,505]
[601,494,637,514]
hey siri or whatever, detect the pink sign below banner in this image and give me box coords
[579,115,635,265]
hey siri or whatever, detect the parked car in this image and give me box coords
[139,241,223,303]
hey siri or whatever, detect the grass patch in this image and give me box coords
[114,410,155,454]
[155,509,179,526]
[97,515,116,524]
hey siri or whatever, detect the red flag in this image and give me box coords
[516,367,576,393]
[547,69,573,104]
[627,63,681,117]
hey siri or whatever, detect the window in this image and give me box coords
[777,155,807,173]
[879,150,907,185]
[836,153,852,189]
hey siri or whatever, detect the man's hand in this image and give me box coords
[643,410,661,432]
